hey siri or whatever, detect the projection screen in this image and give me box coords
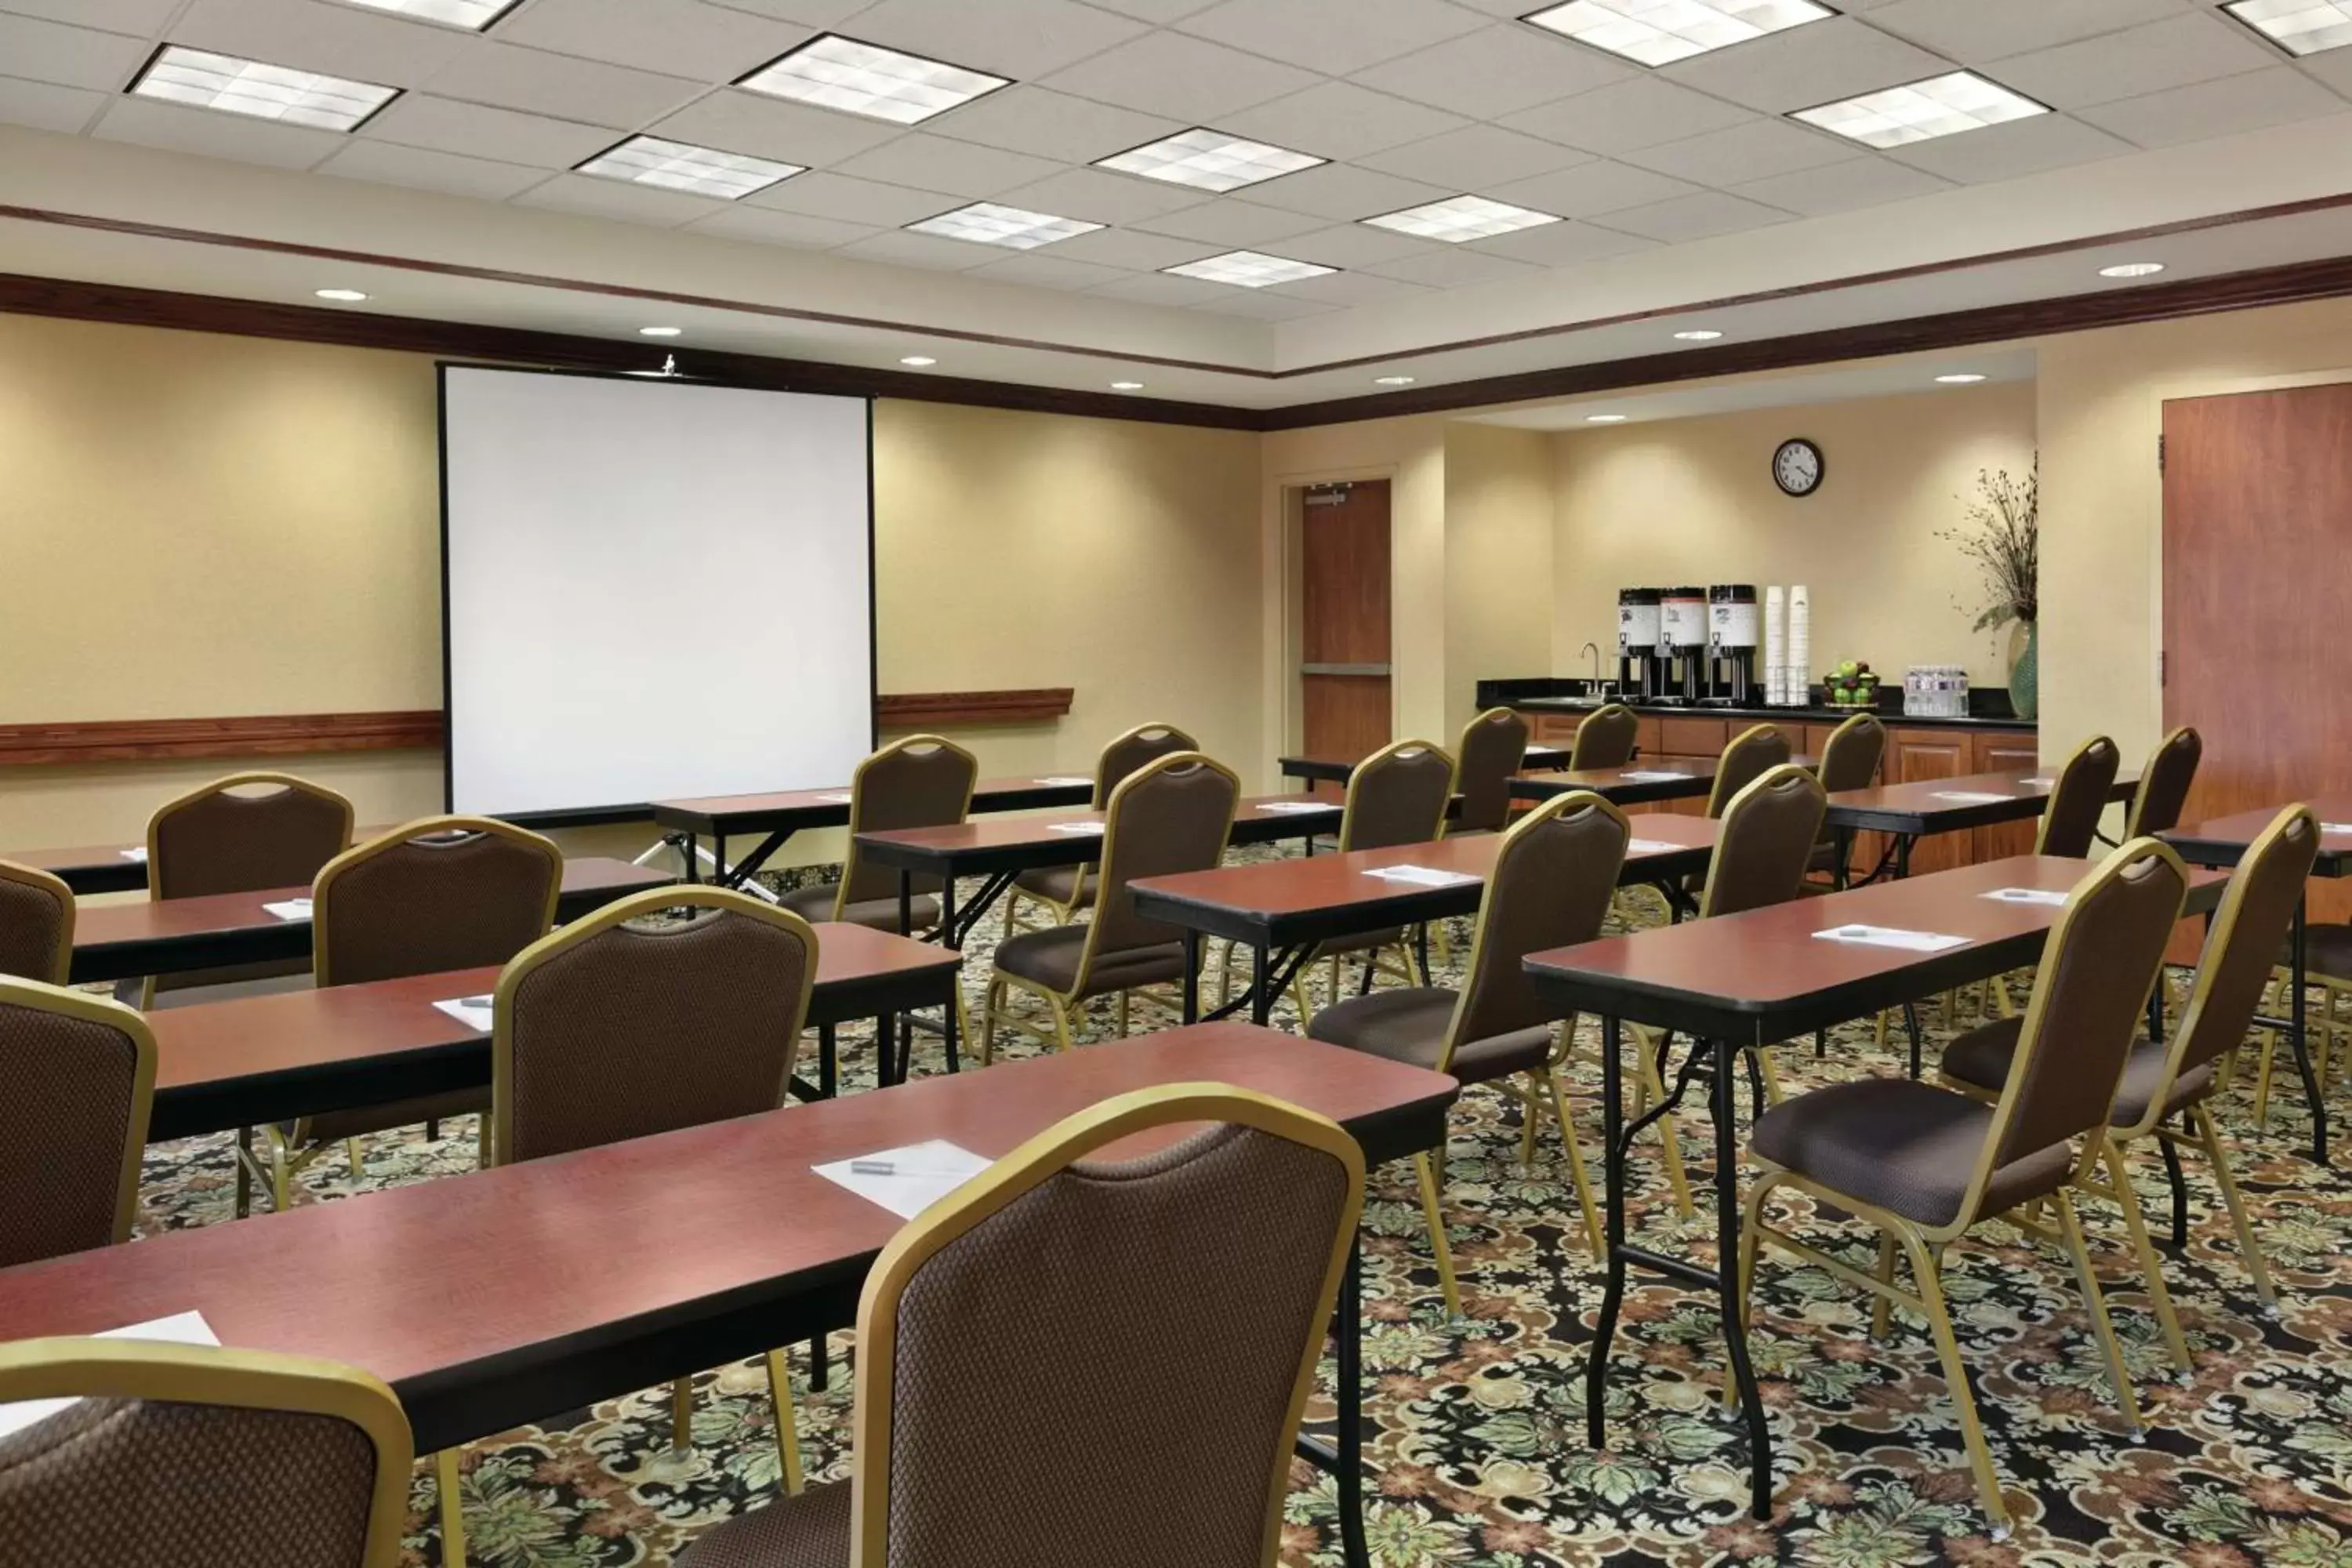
[441,365,873,821]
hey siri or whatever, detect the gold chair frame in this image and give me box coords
[1003,723,1193,936]
[143,770,356,898]
[1279,738,1451,1027]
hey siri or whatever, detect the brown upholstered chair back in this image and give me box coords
[2035,735,2122,857]
[1093,724,1198,808]
[0,1338,412,1568]
[1080,753,1239,963]
[1449,792,1631,1053]
[840,736,978,907]
[851,1085,1363,1568]
[2162,806,2318,1102]
[1699,764,1828,920]
[1450,708,1530,833]
[2124,725,2202,839]
[1987,840,2188,1174]
[313,818,561,987]
[1568,702,1639,771]
[1704,724,1794,818]
[1340,739,1454,853]
[1815,713,1886,796]
[0,980,154,1269]
[0,860,74,985]
[494,888,818,1165]
[147,772,354,901]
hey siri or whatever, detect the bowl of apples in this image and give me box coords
[1824,659,1881,709]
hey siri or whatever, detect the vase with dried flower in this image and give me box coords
[1940,463,2038,720]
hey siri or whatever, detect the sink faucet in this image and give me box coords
[1581,641,1605,691]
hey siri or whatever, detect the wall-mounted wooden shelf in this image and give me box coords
[877,688,1075,728]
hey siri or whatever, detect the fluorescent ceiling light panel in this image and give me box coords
[2227,0,2352,55]
[1363,195,1560,243]
[1097,129,1323,193]
[578,136,801,199]
[1523,0,1831,66]
[131,45,397,130]
[1794,71,2045,149]
[739,35,1007,125]
[908,202,1102,249]
[332,0,521,28]
[1163,251,1337,288]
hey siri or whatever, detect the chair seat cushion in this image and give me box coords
[1940,1016,2216,1128]
[1305,988,1548,1084]
[1750,1076,2073,1228]
[2300,922,2352,982]
[994,925,1185,1000]
[1013,863,1094,911]
[679,1479,849,1567]
[779,882,940,935]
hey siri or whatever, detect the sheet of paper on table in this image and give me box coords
[811,792,852,804]
[1047,822,1106,836]
[2321,824,2352,837]
[1253,801,1333,815]
[1363,865,1478,888]
[1034,777,1092,788]
[1627,839,1684,855]
[434,995,496,1031]
[814,1140,992,1220]
[1813,924,1969,953]
[1932,791,2017,804]
[261,898,313,921]
[1983,887,2068,907]
[1619,771,1692,783]
[0,1311,221,1442]
[119,847,147,862]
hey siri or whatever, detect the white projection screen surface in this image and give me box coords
[441,365,873,818]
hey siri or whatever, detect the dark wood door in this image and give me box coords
[2165,383,2352,920]
[1299,481,1392,797]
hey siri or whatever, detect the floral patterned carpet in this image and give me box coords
[127,858,2352,1568]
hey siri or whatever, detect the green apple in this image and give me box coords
[1835,659,1859,678]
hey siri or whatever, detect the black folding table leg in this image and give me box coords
[940,986,960,1076]
[1251,940,1276,1027]
[1334,1241,1368,1568]
[1903,1002,1924,1079]
[2288,897,2328,1163]
[1587,1014,1629,1448]
[808,1335,826,1392]
[1713,1042,1772,1519]
[818,1022,837,1099]
[1181,930,1200,1024]
[876,1014,897,1088]
[2158,1124,2190,1249]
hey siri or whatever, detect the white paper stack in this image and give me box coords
[1811,924,1969,953]
[1362,865,1478,888]
[1620,770,1692,783]
[1764,586,1788,706]
[1787,585,1810,706]
[814,1140,991,1220]
[261,898,313,922]
[1983,887,2069,907]
[1254,801,1333,815]
[433,994,497,1031]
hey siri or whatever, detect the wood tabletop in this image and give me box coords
[1823,770,2135,835]
[650,776,1096,835]
[1523,854,2226,1043]
[1281,744,1567,783]
[854,793,1343,873]
[9,826,401,898]
[1505,755,1729,806]
[143,924,961,1142]
[0,1025,1459,1454]
[2165,798,2352,875]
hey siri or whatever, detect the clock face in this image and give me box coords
[1773,438,1824,497]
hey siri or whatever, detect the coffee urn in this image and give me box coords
[1707,583,1759,706]
[1658,586,1710,704]
[1617,588,1664,700]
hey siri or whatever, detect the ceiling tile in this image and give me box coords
[513,169,728,225]
[829,228,1001,270]
[1484,159,1701,217]
[1220,80,1468,161]
[92,95,346,169]
[1624,118,1857,184]
[848,0,1149,78]
[169,0,475,85]
[1268,268,1436,306]
[1350,24,1632,117]
[741,168,954,223]
[419,42,705,127]
[1501,77,1757,156]
[1882,111,2136,181]
[498,0,808,82]
[1469,218,1657,266]
[685,202,877,245]
[1356,123,1592,187]
[1659,18,1956,114]
[924,86,1183,163]
[993,165,1214,223]
[1864,0,2187,60]
[1990,13,2277,111]
[0,0,178,34]
[0,74,101,132]
[1088,270,1230,304]
[829,132,1062,198]
[1040,31,1323,122]
[1594,190,1794,242]
[361,95,622,167]
[1040,224,1221,268]
[2078,66,2348,148]
[967,251,1133,289]
[314,137,551,199]
[1175,0,1486,77]
[1238,161,1451,220]
[0,13,144,90]
[1185,289,1335,318]
[1129,198,1326,245]
[652,88,905,165]
[1729,154,1953,214]
[1359,245,1538,287]
[1276,220,1445,267]
[1077,0,1221,20]
[2285,45,2352,100]
[702,0,874,24]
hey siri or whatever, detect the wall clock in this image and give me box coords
[1773,437,1824,497]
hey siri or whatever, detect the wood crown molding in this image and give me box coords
[877,689,1075,727]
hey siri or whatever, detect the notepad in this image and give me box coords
[260,898,313,922]
[1619,771,1692,782]
[1813,924,1969,953]
[1047,822,1106,836]
[1034,776,1092,788]
[1626,839,1684,855]
[1253,801,1332,815]
[1931,790,2016,804]
[1983,887,2068,907]
[118,847,147,862]
[0,1311,221,1442]
[815,1140,992,1219]
[811,792,852,804]
[2024,778,2054,788]
[1363,865,1478,888]
[434,995,496,1032]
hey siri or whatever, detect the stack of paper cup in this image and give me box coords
[1787,585,1811,707]
[1764,586,1788,706]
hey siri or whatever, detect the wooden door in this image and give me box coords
[2165,384,2352,919]
[1299,481,1391,797]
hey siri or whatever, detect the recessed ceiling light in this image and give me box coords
[900,356,938,366]
[738,34,1007,125]
[578,136,801,201]
[2227,0,2352,56]
[1163,250,1337,289]
[130,45,397,131]
[639,326,683,337]
[1523,0,1831,66]
[1935,373,1987,384]
[1674,328,1724,341]
[1794,71,2047,149]
[1110,380,1145,390]
[1374,376,1416,386]
[2099,262,2166,279]
[314,288,369,302]
[1097,129,1323,193]
[332,0,522,29]
[1587,414,1628,423]
[1363,195,1560,243]
[907,202,1102,249]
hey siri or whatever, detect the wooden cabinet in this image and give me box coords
[1884,728,1975,876]
[1530,712,1581,746]
[1972,731,2042,862]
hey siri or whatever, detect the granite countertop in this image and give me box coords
[1490,691,2035,731]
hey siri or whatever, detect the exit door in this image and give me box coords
[1298,480,1392,797]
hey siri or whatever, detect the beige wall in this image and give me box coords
[1442,423,1555,737]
